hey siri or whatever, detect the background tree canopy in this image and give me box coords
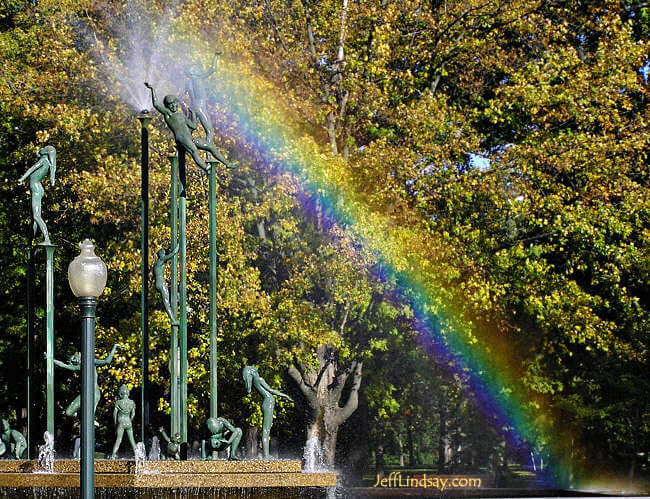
[0,0,647,489]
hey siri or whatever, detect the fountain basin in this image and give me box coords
[0,459,336,489]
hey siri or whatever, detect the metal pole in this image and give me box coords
[138,111,151,444]
[169,154,180,436]
[208,160,218,419]
[79,297,97,499]
[26,244,35,459]
[177,144,188,442]
[44,243,55,438]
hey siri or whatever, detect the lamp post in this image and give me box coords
[68,239,107,499]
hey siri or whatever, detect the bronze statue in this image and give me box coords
[53,344,121,423]
[242,365,293,459]
[18,145,56,244]
[201,417,242,461]
[158,427,181,460]
[0,419,26,459]
[144,82,229,172]
[153,245,179,325]
[185,52,221,143]
[110,385,137,459]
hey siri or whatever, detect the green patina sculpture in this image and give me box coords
[144,82,229,172]
[111,385,137,459]
[158,427,181,460]
[242,365,293,459]
[0,419,26,459]
[185,52,221,143]
[18,145,56,244]
[53,344,121,422]
[153,245,179,325]
[201,417,242,461]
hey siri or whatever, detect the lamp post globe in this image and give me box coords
[68,239,107,298]
[68,239,106,499]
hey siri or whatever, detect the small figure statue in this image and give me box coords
[111,385,137,459]
[0,419,27,459]
[18,145,56,245]
[53,344,121,423]
[184,51,221,143]
[159,427,182,460]
[144,82,230,172]
[153,245,179,325]
[201,417,242,461]
[242,365,293,459]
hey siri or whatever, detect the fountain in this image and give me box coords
[134,443,146,474]
[0,20,336,498]
[37,432,55,474]
[148,437,161,461]
[303,437,325,473]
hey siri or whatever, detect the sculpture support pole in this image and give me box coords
[79,297,97,499]
[208,160,218,419]
[169,154,180,436]
[177,144,188,443]
[44,244,55,439]
[26,245,35,459]
[138,112,152,445]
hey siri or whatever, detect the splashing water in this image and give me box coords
[134,442,146,474]
[303,436,326,473]
[149,436,161,461]
[73,437,80,459]
[37,431,55,473]
[87,2,194,111]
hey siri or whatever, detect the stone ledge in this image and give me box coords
[0,459,302,474]
[0,471,337,488]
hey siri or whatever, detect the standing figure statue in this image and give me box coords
[201,417,242,461]
[153,245,179,325]
[53,344,121,423]
[144,82,229,172]
[242,365,293,459]
[111,385,137,459]
[185,51,221,143]
[18,145,56,245]
[0,419,26,459]
[158,427,182,460]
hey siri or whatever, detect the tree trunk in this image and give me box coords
[289,347,363,467]
[407,414,415,467]
[398,433,405,467]
[438,404,451,472]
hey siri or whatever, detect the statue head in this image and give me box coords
[242,365,258,394]
[118,384,129,399]
[163,95,179,112]
[1,419,9,432]
[156,249,166,259]
[206,417,218,434]
[172,433,182,443]
[69,352,81,365]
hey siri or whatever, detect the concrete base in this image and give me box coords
[0,459,337,491]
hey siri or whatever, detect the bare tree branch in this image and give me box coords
[337,361,363,424]
[288,364,317,406]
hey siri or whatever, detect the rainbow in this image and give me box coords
[207,61,568,485]
[125,21,568,486]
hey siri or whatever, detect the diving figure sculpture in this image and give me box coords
[53,344,121,423]
[185,51,221,143]
[153,245,179,325]
[111,384,137,459]
[242,365,293,459]
[144,82,229,172]
[201,417,242,461]
[18,145,56,244]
